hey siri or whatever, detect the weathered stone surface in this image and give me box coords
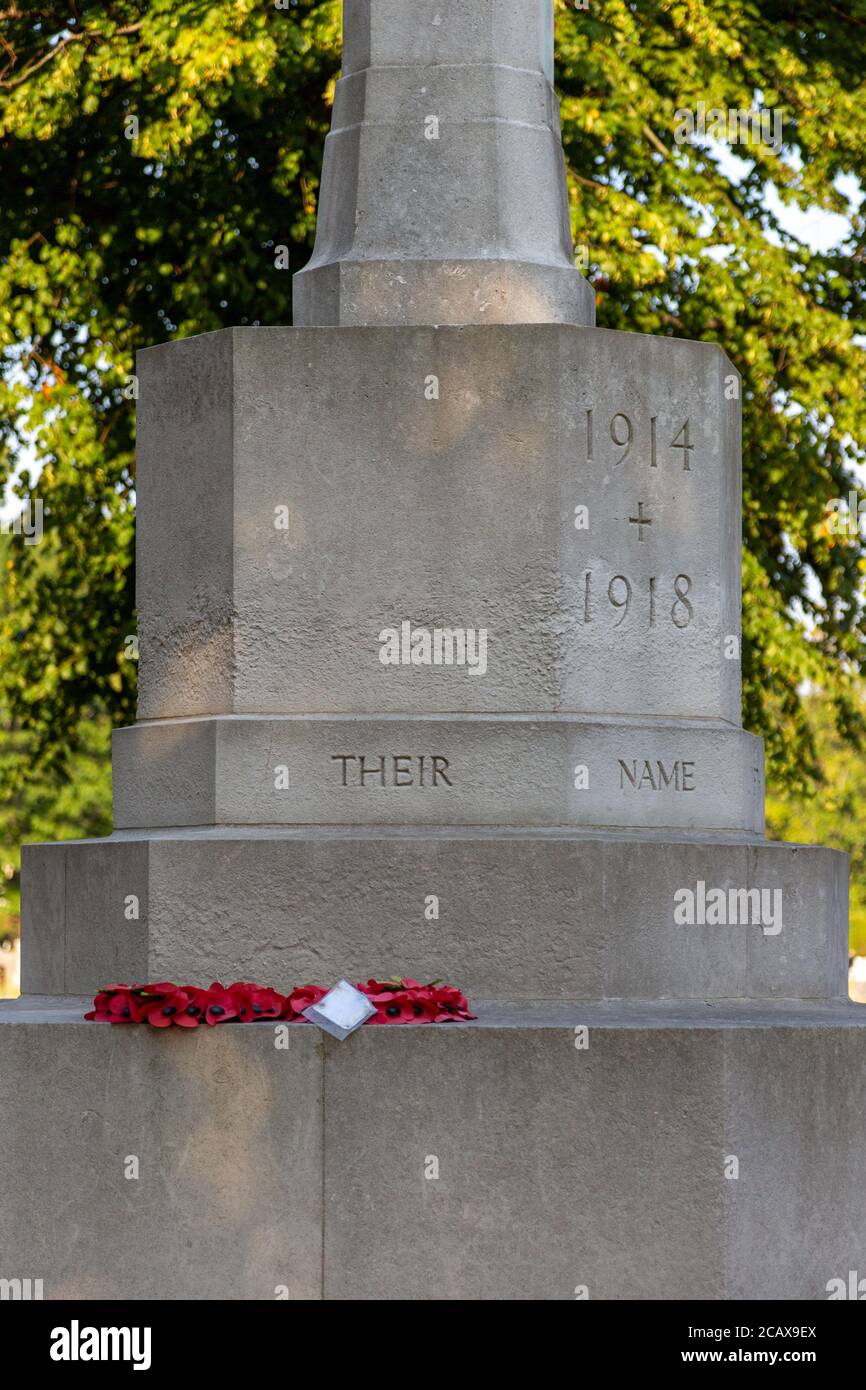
[21,830,848,1003]
[19,844,65,995]
[293,0,593,327]
[136,325,742,725]
[343,0,556,76]
[0,999,322,1300]
[21,840,148,996]
[1,998,864,1300]
[295,259,594,334]
[724,1023,866,1300]
[135,329,235,721]
[321,1002,866,1300]
[112,714,764,834]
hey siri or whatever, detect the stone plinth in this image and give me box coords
[21,830,848,1004]
[6,0,862,1306]
[2,997,865,1301]
[135,326,742,727]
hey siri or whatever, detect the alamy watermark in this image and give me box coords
[674,101,783,155]
[0,1275,43,1300]
[826,1270,866,1299]
[825,491,866,536]
[0,499,43,545]
[379,621,488,676]
[50,1322,151,1370]
[674,880,783,936]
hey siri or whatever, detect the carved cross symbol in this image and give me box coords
[628,501,653,541]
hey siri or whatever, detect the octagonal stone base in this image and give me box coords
[1,999,864,1300]
[293,257,596,329]
[21,828,847,1003]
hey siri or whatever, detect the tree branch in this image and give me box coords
[0,21,144,90]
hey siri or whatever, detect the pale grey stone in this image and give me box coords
[0,1005,322,1299]
[743,844,850,1002]
[343,0,556,76]
[19,843,65,996]
[322,1019,726,1299]
[135,329,235,722]
[2,999,864,1299]
[20,830,848,1003]
[63,841,149,995]
[135,325,742,727]
[321,1007,866,1299]
[20,840,148,995]
[725,1023,866,1300]
[112,714,764,834]
[7,0,864,1307]
[293,0,593,327]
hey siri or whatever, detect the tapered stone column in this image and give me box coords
[293,0,595,327]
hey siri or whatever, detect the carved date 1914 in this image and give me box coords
[586,410,695,470]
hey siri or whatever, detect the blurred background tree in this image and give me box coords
[1,0,865,957]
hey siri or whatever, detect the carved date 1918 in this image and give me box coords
[583,573,694,628]
[332,755,453,788]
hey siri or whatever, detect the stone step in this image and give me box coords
[21,828,847,1002]
[111,714,765,834]
[1,996,864,1299]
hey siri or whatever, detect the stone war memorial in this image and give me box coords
[1,0,865,1302]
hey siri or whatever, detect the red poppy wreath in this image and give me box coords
[85,978,475,1028]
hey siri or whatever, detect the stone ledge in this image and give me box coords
[20,831,848,1002]
[3,997,865,1028]
[111,713,765,834]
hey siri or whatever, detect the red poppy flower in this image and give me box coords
[140,987,199,1028]
[166,985,213,1027]
[228,982,286,1023]
[430,984,475,1021]
[86,976,475,1027]
[375,994,435,1023]
[372,1000,412,1023]
[199,983,241,1025]
[85,985,151,1023]
[284,984,328,1020]
[360,981,409,1006]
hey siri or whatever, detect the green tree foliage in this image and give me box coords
[767,692,866,955]
[556,1,866,790]
[0,533,112,942]
[0,0,864,807]
[0,0,341,782]
[0,713,113,877]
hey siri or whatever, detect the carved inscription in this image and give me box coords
[582,574,694,628]
[618,758,696,792]
[332,755,453,788]
[586,409,695,470]
[628,501,653,540]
